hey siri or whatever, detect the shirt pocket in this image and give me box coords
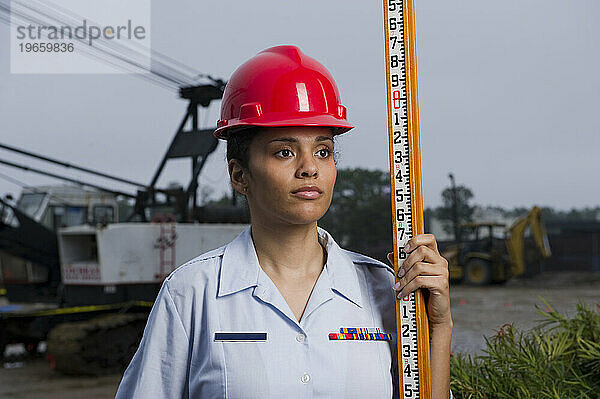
[314,328,393,398]
[216,332,272,399]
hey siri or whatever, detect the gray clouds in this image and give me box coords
[1,0,598,209]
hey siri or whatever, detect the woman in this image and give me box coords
[116,45,452,398]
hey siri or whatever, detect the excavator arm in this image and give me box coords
[506,206,552,277]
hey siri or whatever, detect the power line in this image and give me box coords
[39,0,200,83]
[4,1,183,87]
[0,141,149,188]
[0,0,219,91]
[0,169,79,207]
[0,157,135,198]
[0,8,172,91]
[10,0,193,85]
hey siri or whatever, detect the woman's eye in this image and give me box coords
[276,149,294,157]
[316,148,331,158]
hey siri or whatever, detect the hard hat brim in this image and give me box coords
[214,114,354,139]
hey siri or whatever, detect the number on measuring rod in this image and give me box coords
[383,0,432,398]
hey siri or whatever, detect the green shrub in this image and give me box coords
[450,299,600,399]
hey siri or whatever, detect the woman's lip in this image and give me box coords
[291,191,322,199]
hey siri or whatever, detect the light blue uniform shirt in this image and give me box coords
[116,225,448,398]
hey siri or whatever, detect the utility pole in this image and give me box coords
[448,173,461,243]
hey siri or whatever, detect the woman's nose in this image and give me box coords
[295,152,318,178]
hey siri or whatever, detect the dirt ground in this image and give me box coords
[1,271,599,398]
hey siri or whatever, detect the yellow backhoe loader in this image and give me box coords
[445,206,552,285]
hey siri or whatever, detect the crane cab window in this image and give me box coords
[51,205,86,230]
[92,205,115,224]
[16,192,46,218]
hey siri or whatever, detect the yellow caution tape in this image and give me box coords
[1,300,153,318]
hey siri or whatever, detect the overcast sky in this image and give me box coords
[1,0,598,210]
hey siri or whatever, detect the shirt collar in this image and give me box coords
[217,225,363,308]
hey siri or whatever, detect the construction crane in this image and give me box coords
[0,0,249,374]
[0,0,237,221]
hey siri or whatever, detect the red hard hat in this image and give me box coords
[214,45,354,139]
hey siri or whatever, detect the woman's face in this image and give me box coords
[242,126,336,227]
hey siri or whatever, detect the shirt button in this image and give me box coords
[301,373,310,383]
[296,333,306,343]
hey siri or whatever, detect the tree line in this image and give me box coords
[208,168,599,262]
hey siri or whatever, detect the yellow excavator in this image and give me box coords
[445,206,552,285]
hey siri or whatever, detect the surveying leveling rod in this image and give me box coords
[383,0,432,398]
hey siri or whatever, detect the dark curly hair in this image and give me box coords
[225,127,260,170]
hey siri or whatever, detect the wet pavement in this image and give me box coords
[1,272,599,398]
[450,272,600,355]
[0,358,121,398]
